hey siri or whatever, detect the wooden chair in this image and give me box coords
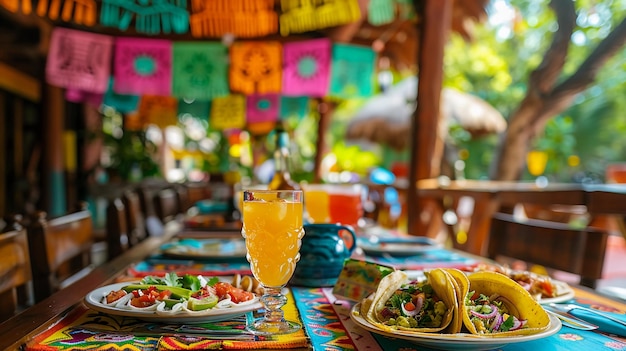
[182,181,212,210]
[27,209,94,303]
[0,215,32,321]
[135,179,170,236]
[487,212,608,288]
[121,189,147,245]
[153,187,183,225]
[105,198,129,261]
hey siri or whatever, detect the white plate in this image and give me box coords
[536,281,575,305]
[84,282,262,323]
[161,238,247,259]
[350,303,561,351]
[358,236,441,256]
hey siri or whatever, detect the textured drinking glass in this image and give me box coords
[302,184,330,223]
[241,190,304,335]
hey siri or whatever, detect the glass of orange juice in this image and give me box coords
[302,184,330,223]
[241,189,304,335]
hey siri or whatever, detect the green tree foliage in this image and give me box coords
[445,0,626,181]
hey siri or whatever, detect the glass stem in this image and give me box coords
[261,287,287,323]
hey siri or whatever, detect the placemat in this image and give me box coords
[26,290,309,351]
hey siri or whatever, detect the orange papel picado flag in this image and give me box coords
[36,0,97,26]
[189,0,277,38]
[138,95,179,129]
[230,41,282,95]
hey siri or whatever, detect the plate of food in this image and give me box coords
[351,269,561,350]
[161,238,247,259]
[357,235,441,256]
[84,273,262,323]
[467,264,575,304]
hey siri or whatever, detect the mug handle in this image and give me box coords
[336,225,357,253]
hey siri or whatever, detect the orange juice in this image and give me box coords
[303,185,330,223]
[242,194,304,287]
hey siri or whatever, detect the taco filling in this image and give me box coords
[461,271,551,336]
[364,269,457,332]
[378,280,448,328]
[465,291,526,333]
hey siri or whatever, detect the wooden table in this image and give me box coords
[2,220,626,351]
[415,178,626,256]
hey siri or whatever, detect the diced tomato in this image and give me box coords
[404,301,416,311]
[214,282,254,303]
[131,293,156,308]
[540,280,554,297]
[105,290,127,304]
[129,287,172,308]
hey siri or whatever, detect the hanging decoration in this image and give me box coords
[102,79,140,113]
[229,41,282,95]
[368,0,395,26]
[172,42,229,100]
[46,27,113,93]
[0,0,23,13]
[282,38,331,97]
[138,95,179,129]
[100,0,189,35]
[124,111,147,131]
[38,0,97,26]
[246,94,280,124]
[178,99,210,121]
[329,44,376,99]
[64,88,103,107]
[188,0,277,38]
[210,95,246,131]
[113,37,172,96]
[280,96,309,121]
[279,0,361,36]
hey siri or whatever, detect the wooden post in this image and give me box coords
[407,0,452,236]
[43,84,66,216]
[313,99,333,183]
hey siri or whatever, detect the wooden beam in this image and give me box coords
[407,0,452,236]
[0,62,40,102]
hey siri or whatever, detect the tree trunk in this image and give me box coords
[490,0,626,181]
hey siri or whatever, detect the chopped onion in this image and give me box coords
[489,312,503,331]
[470,304,498,319]
[509,318,527,331]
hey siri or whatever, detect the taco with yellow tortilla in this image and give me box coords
[362,269,460,333]
[462,271,551,336]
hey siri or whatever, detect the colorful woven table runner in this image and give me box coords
[299,287,626,351]
[26,290,309,350]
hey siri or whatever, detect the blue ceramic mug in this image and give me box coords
[291,223,357,287]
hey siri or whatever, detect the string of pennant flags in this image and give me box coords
[1,0,409,37]
[1,0,414,132]
[45,27,377,133]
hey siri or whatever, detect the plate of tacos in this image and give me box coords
[351,269,561,350]
[468,264,575,304]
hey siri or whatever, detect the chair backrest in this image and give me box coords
[487,212,608,288]
[121,189,147,245]
[0,216,32,321]
[153,187,182,224]
[27,209,94,302]
[105,198,129,261]
[183,182,211,210]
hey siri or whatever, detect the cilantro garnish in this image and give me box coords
[500,315,515,331]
